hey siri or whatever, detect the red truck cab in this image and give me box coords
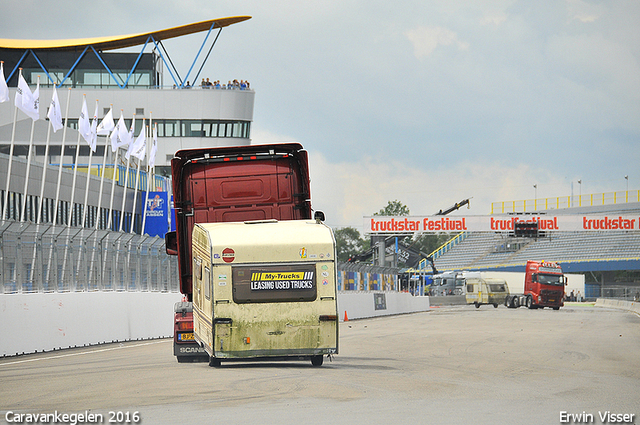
[524,260,566,310]
[166,143,313,362]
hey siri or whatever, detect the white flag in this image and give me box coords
[129,127,146,161]
[79,97,92,146]
[149,125,158,169]
[96,107,114,136]
[111,111,129,152]
[89,101,98,152]
[47,86,63,132]
[16,74,39,120]
[0,62,9,103]
[125,115,136,159]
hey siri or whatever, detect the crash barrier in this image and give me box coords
[0,291,179,357]
[595,298,640,316]
[0,222,179,294]
[337,291,430,321]
[428,295,466,306]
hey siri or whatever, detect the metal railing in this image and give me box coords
[0,221,178,294]
[490,190,640,214]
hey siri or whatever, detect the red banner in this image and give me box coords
[364,215,640,234]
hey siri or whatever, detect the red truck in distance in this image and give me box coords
[505,260,566,310]
[165,143,313,362]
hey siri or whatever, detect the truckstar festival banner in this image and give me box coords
[365,214,640,234]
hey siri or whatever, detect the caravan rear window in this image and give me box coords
[232,264,317,304]
[489,283,506,292]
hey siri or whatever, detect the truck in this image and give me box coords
[191,219,338,367]
[165,143,313,362]
[464,273,510,308]
[504,260,566,310]
[430,270,465,296]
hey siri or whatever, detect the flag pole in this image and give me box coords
[20,76,40,222]
[37,90,56,224]
[129,118,145,233]
[3,68,23,221]
[52,88,71,226]
[67,101,84,227]
[119,154,131,232]
[81,99,98,228]
[106,122,121,231]
[118,113,135,232]
[95,105,113,230]
[141,114,152,236]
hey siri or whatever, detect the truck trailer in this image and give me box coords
[165,143,313,362]
[191,219,338,366]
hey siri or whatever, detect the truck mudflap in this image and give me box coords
[174,301,209,362]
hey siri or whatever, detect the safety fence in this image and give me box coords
[0,221,178,294]
[490,190,640,214]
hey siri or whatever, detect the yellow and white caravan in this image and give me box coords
[191,219,338,367]
[464,272,510,308]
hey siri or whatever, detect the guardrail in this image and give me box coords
[0,221,178,294]
[491,190,640,214]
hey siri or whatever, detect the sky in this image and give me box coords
[1,0,639,234]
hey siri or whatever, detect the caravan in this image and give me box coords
[464,272,510,308]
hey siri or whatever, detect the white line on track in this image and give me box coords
[0,339,170,366]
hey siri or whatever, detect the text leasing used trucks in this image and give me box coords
[165,143,313,362]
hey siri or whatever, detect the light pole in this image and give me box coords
[533,184,537,210]
[625,175,629,202]
[577,180,582,206]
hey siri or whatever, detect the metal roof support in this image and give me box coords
[192,27,222,86]
[6,50,29,81]
[122,36,152,88]
[151,39,182,88]
[181,21,217,88]
[58,46,90,88]
[89,45,124,89]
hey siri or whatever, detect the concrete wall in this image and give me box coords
[595,298,640,316]
[1,290,430,357]
[0,291,180,357]
[337,291,430,321]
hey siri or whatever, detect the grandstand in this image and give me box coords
[429,199,640,298]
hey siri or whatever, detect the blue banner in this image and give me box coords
[143,191,170,237]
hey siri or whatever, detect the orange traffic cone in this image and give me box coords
[344,311,349,322]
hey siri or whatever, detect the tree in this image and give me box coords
[334,227,370,262]
[374,200,410,216]
[408,233,454,257]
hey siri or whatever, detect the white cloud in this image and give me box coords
[308,151,576,235]
[480,10,508,26]
[565,0,603,23]
[404,26,469,59]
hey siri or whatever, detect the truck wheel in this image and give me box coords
[513,297,519,308]
[526,296,535,309]
[553,307,560,310]
[474,302,480,309]
[493,303,498,308]
[208,357,221,367]
[311,355,324,366]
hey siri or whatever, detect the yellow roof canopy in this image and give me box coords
[0,16,251,51]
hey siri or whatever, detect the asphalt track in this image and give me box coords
[1,304,639,425]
